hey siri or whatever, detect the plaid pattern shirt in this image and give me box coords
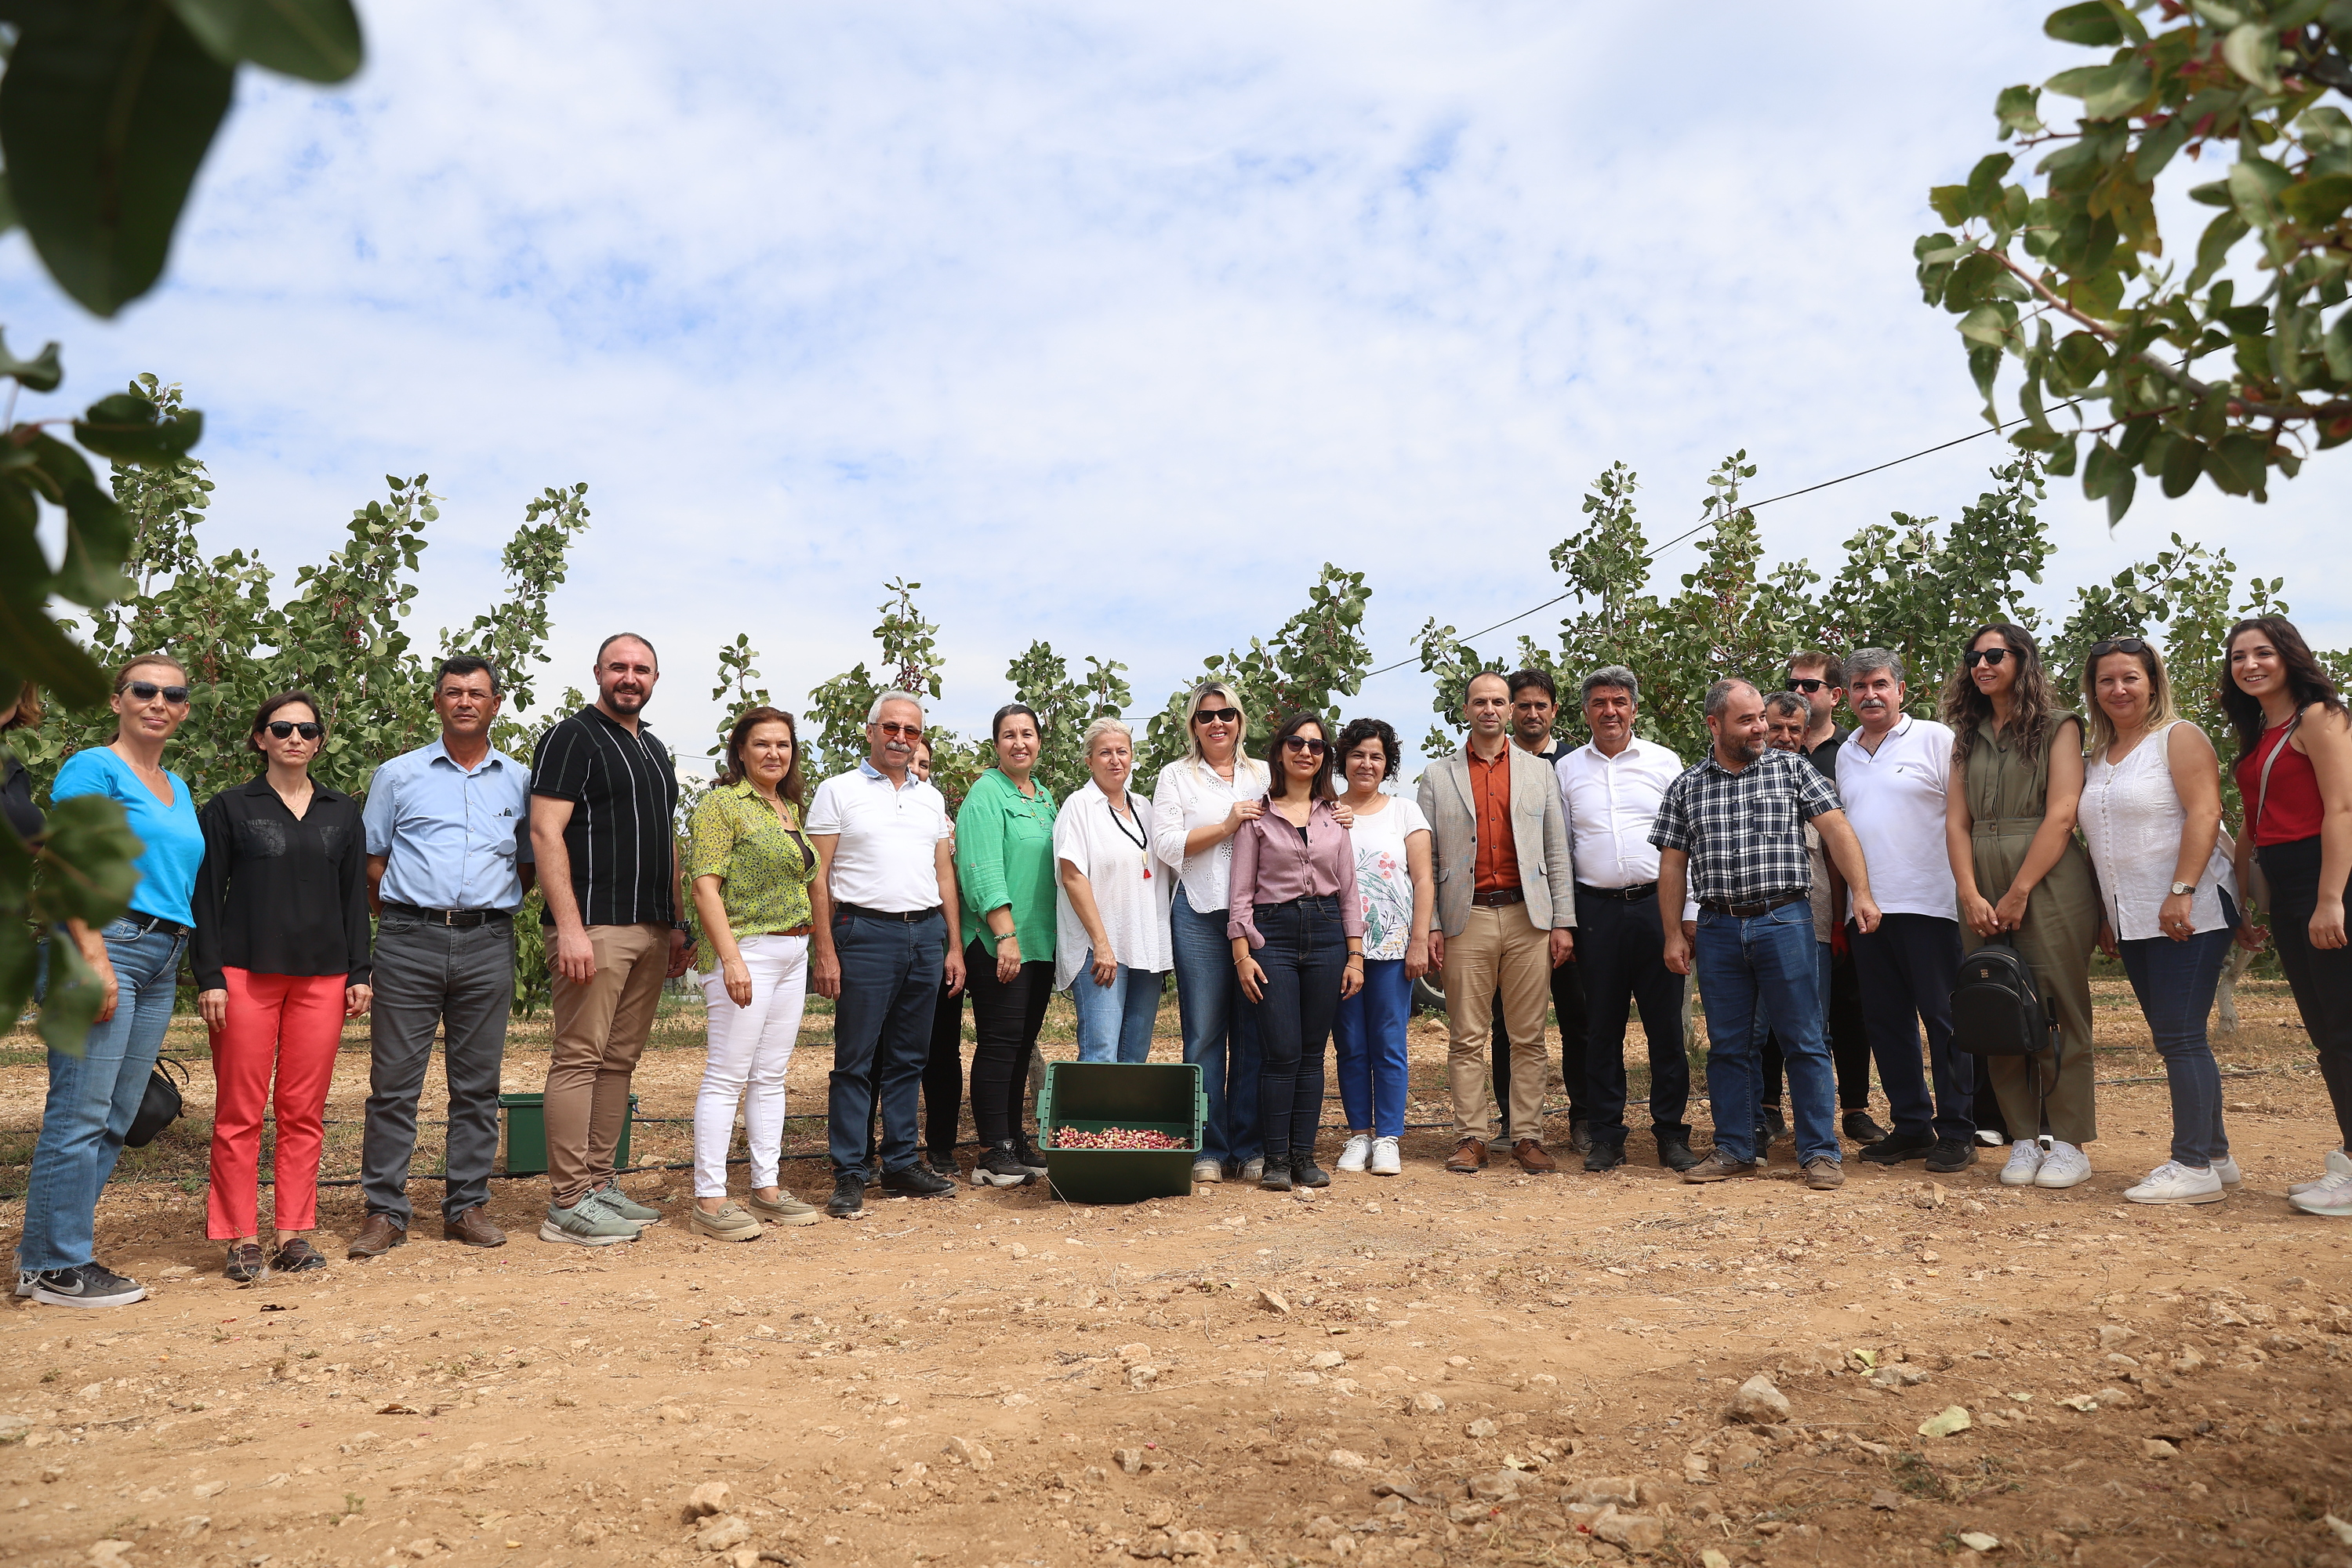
[1648,747,1842,907]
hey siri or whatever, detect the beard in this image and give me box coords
[604,683,648,713]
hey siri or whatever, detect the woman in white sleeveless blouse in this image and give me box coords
[2078,637,2241,1205]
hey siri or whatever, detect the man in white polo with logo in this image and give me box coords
[1835,648,1976,1174]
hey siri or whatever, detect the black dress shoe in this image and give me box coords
[1290,1152,1330,1189]
[1842,1109,1889,1144]
[880,1163,956,1198]
[1584,1140,1627,1173]
[1857,1131,1937,1165]
[1924,1137,1980,1174]
[826,1172,866,1218]
[1656,1138,1700,1173]
[1568,1120,1595,1156]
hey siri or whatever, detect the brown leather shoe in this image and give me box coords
[1445,1138,1488,1174]
[442,1207,506,1248]
[347,1213,406,1259]
[1512,1139,1558,1174]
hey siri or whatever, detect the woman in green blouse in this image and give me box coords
[958,703,1059,1188]
[686,707,823,1240]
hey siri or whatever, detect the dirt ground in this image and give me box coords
[4,978,2352,1568]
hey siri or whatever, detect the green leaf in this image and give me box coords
[1929,184,1973,226]
[2325,311,2352,384]
[2222,21,2282,94]
[73,390,204,463]
[2187,180,2233,207]
[1968,153,2015,212]
[2161,433,2206,497]
[2045,433,2082,477]
[2279,172,2352,228]
[2082,436,2124,499]
[34,933,103,1058]
[2226,157,2292,227]
[2105,463,2137,527]
[166,0,363,83]
[2187,210,2250,292]
[0,331,64,392]
[0,5,236,317]
[2046,60,2152,122]
[2207,431,2269,495]
[2053,330,2111,390]
[2044,2,2123,44]
[1958,301,2013,347]
[0,589,110,707]
[1995,84,2045,139]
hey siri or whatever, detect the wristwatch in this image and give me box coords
[2169,881,2195,897]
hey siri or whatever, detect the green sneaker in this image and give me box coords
[539,1199,641,1247]
[590,1183,662,1225]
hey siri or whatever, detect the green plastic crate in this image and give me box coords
[499,1091,637,1177]
[1036,1061,1205,1204]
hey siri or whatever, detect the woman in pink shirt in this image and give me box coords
[1229,712,1366,1191]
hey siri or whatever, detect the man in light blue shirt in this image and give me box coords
[349,657,535,1258]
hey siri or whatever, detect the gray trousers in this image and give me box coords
[361,915,514,1226]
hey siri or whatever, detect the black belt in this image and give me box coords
[1468,887,1525,908]
[124,913,191,938]
[382,901,512,928]
[1698,891,1807,917]
[836,902,941,924]
[1577,882,1657,903]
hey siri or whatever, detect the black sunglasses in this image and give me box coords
[1193,706,1242,726]
[1281,735,1328,757]
[2088,637,2151,660]
[1962,648,2012,667]
[1784,677,1827,694]
[266,720,323,740]
[121,680,191,705]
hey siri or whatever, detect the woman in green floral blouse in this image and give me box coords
[685,706,822,1240]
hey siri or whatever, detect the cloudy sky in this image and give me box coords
[9,1,2342,765]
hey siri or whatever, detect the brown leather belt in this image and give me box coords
[1469,887,1525,908]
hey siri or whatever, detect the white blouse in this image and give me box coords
[1054,779,1174,990]
[2081,720,2237,941]
[1344,794,1432,962]
[1149,754,1270,914]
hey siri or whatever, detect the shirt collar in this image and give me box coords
[858,759,921,792]
[240,774,347,804]
[1465,742,1511,768]
[423,737,511,775]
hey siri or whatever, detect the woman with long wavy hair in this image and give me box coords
[1940,624,2101,1189]
[2223,615,2352,1215]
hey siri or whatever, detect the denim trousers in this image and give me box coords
[1247,895,1347,1161]
[826,909,946,1174]
[1171,885,1261,1166]
[1693,901,1838,1165]
[20,920,186,1272]
[1578,887,1691,1144]
[2262,835,2352,1148]
[1332,956,1411,1136]
[1749,940,1832,1119]
[1850,912,1973,1143]
[1072,955,1164,1063]
[2118,919,2235,1168]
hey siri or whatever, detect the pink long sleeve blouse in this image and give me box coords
[1225,799,1367,949]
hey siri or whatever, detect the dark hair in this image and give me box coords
[1505,668,1557,703]
[1335,717,1401,781]
[1264,711,1337,802]
[248,690,322,756]
[1763,690,1809,721]
[1787,648,1839,683]
[3,681,41,732]
[718,706,808,806]
[1703,678,1757,720]
[1940,622,2060,764]
[434,654,502,695]
[990,702,1043,745]
[595,631,659,668]
[2221,615,2346,760]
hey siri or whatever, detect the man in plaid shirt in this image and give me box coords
[1650,679,1882,1189]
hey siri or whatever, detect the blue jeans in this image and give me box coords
[1072,955,1164,1063]
[20,920,187,1272]
[2118,906,2237,1168]
[1851,912,1973,1143]
[1693,901,1838,1164]
[1333,956,1410,1137]
[1247,895,1347,1160]
[1748,939,1833,1112]
[1171,886,1261,1167]
[826,909,946,1175]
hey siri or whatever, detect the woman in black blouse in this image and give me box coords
[191,692,372,1280]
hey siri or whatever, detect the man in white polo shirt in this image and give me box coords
[1835,648,1976,1174]
[808,691,966,1218]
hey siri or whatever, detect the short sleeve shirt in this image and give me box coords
[684,782,818,971]
[1346,795,1431,961]
[1649,748,1842,907]
[807,762,953,913]
[1835,716,1958,920]
[529,707,681,927]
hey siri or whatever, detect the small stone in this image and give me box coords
[1918,1406,1973,1438]
[1592,1509,1664,1552]
[1907,1180,1947,1210]
[1575,1479,1639,1506]
[1308,1350,1347,1369]
[942,1436,993,1472]
[696,1515,753,1552]
[1682,1454,1710,1480]
[1957,1530,2001,1552]
[688,1482,730,1517]
[1468,1470,1519,1500]
[1869,1488,1903,1510]
[1327,1450,1369,1471]
[87,1544,134,1568]
[2172,1347,2207,1374]
[1730,1374,1791,1423]
[1410,1391,1446,1414]
[1128,1365,1160,1390]
[1007,1243,1029,1259]
[2097,1324,2143,1351]
[1258,1288,1291,1315]
[1171,1528,1218,1557]
[2325,1515,2352,1547]
[1465,1418,1500,1439]
[1700,1552,1733,1568]
[1114,1446,1144,1474]
[2141,1438,2179,1460]
[569,1522,611,1545]
[1117,1342,1153,1365]
[659,1404,694,1424]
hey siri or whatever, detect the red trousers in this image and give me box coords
[208,968,346,1240]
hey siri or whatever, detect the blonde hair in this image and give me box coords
[1080,717,1134,758]
[1174,680,1268,792]
[2081,637,2180,751]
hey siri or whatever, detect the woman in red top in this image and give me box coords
[2223,615,2352,1215]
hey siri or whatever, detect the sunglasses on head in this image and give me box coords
[266,720,323,740]
[121,680,191,705]
[1962,648,2012,667]
[1193,706,1241,726]
[1281,735,1328,757]
[2089,637,2151,660]
[1784,677,1827,693]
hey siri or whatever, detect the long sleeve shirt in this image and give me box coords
[1149,755,1270,913]
[1225,799,1367,949]
[190,777,372,993]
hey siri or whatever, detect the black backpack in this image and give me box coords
[1950,934,2060,1122]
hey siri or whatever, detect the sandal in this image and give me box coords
[272,1237,328,1274]
[224,1243,268,1283]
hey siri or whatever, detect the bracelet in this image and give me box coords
[995,931,1020,943]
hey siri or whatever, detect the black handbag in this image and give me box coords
[124,1058,189,1149]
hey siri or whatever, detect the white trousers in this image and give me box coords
[692,935,809,1197]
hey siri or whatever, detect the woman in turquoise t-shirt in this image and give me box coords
[17,655,204,1310]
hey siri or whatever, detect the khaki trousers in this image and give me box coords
[546,922,670,1207]
[1443,903,1552,1142]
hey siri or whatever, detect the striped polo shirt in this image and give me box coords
[530,706,681,927]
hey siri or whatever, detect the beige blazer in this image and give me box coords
[1415,745,1577,938]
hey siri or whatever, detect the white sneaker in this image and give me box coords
[1999,1140,2044,1187]
[2034,1141,2092,1189]
[2211,1153,2242,1187]
[2125,1160,2225,1205]
[1190,1160,1222,1185]
[2289,1171,2352,1217]
[2289,1147,2352,1196]
[1336,1134,1373,1174]
[1369,1136,1403,1176]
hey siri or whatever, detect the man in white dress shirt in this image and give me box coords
[1554,666,1700,1174]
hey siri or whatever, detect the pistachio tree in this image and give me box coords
[1004,641,1132,800]
[1138,564,1375,775]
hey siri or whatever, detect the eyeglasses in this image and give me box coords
[873,721,924,739]
[2088,637,2151,660]
[1962,648,2012,668]
[1281,736,1328,757]
[266,720,323,740]
[1192,706,1241,726]
[121,681,191,705]
[1784,677,1827,694]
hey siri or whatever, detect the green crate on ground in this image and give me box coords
[499,1092,637,1176]
[1036,1061,1204,1204]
